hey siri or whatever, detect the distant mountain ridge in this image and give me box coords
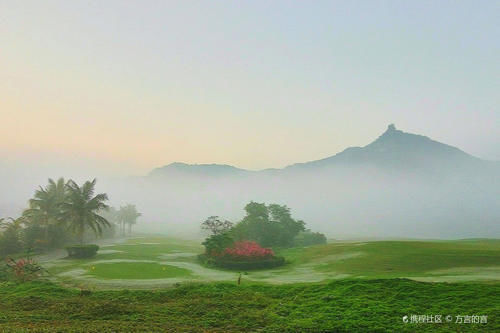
[149,162,248,178]
[149,124,488,177]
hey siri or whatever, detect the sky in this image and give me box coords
[1,0,498,176]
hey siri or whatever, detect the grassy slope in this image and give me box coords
[0,279,498,332]
[279,239,500,278]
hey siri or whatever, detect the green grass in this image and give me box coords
[3,237,499,331]
[39,237,500,288]
[278,239,500,278]
[87,262,192,279]
[45,237,202,276]
[0,279,498,332]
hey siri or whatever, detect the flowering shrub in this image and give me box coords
[221,241,275,261]
[199,241,285,270]
[5,257,46,282]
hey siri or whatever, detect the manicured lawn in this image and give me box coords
[87,262,192,279]
[36,237,500,288]
[0,279,498,332]
[278,239,500,279]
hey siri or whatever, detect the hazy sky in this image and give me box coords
[1,0,498,175]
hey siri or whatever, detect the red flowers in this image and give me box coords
[5,257,45,282]
[222,241,274,260]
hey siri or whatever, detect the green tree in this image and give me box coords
[0,218,24,256]
[232,202,305,248]
[60,179,111,244]
[201,216,233,235]
[98,206,120,238]
[22,178,67,246]
[268,204,305,247]
[202,233,234,256]
[118,204,141,235]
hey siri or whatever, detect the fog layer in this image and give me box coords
[2,125,499,239]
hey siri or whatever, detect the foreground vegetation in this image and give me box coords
[0,279,497,332]
[1,237,498,331]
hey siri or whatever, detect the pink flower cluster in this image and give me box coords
[222,241,274,260]
[5,257,44,282]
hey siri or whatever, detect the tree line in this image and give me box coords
[0,178,140,257]
[201,202,326,255]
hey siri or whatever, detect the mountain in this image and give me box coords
[287,124,480,170]
[149,162,248,178]
[151,124,488,176]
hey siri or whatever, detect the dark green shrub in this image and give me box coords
[202,232,234,255]
[65,244,99,258]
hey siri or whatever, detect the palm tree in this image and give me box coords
[61,179,111,244]
[98,206,120,235]
[117,207,126,236]
[118,204,141,235]
[0,217,25,255]
[23,178,67,242]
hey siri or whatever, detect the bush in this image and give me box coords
[66,244,99,258]
[294,231,327,247]
[199,241,286,270]
[5,257,46,282]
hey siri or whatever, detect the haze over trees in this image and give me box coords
[117,204,142,236]
[231,202,306,247]
[0,125,498,239]
[201,216,233,235]
[0,178,142,257]
[93,125,499,239]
